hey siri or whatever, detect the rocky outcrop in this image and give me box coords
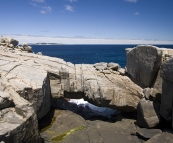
[0,37,33,53]
[0,37,19,46]
[0,38,146,142]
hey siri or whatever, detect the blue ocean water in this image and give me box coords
[31,44,173,67]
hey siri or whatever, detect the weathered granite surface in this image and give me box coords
[0,50,144,112]
[0,76,40,143]
[0,51,51,120]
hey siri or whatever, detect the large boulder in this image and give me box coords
[81,64,144,112]
[137,98,160,128]
[126,45,162,87]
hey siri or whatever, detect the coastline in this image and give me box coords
[0,37,173,143]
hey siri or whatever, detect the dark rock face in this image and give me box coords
[160,58,173,126]
[160,79,173,121]
[126,45,162,87]
[137,98,160,128]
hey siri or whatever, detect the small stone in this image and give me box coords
[107,62,121,71]
[37,52,42,55]
[93,62,107,70]
[131,128,162,140]
[118,68,125,76]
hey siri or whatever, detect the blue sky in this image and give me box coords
[1,0,173,44]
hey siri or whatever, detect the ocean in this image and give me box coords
[31,44,173,68]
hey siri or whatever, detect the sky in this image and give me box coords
[0,0,173,44]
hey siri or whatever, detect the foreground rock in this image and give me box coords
[39,109,145,143]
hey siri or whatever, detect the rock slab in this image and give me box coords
[137,98,160,128]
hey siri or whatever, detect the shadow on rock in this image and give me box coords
[38,108,55,132]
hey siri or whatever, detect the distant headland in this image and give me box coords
[28,42,63,45]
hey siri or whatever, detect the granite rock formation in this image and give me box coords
[1,37,173,142]
[0,48,144,113]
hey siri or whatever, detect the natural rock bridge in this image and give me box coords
[1,38,173,143]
